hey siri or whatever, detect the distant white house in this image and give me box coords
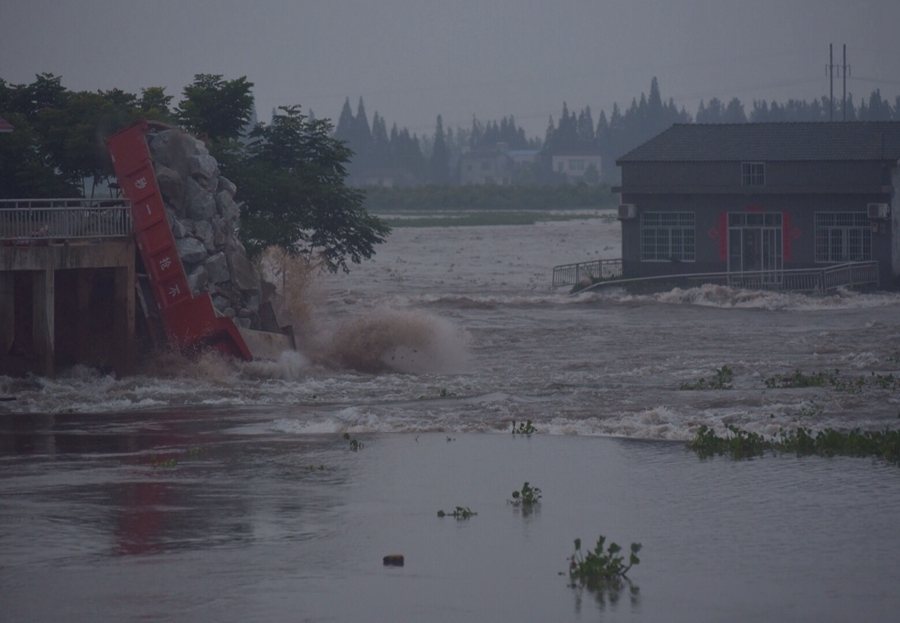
[552,153,602,183]
[458,143,539,185]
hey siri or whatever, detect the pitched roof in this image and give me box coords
[0,115,13,133]
[617,122,900,163]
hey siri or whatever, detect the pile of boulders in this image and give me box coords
[146,126,262,329]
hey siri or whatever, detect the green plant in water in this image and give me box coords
[343,432,364,450]
[689,424,768,459]
[149,455,179,468]
[764,369,830,389]
[437,506,477,520]
[511,420,537,436]
[568,536,641,590]
[509,481,542,506]
[680,365,733,390]
[688,424,900,467]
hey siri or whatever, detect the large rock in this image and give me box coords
[184,178,217,221]
[149,130,198,180]
[171,217,191,239]
[175,236,208,264]
[194,219,216,251]
[186,264,209,295]
[229,250,261,292]
[190,152,218,180]
[154,164,186,214]
[216,191,241,222]
[217,176,237,197]
[204,252,230,284]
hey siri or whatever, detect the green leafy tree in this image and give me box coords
[35,89,141,196]
[0,111,79,198]
[139,86,174,121]
[224,105,390,271]
[175,74,254,142]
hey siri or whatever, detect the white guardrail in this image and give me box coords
[0,198,132,241]
[553,259,880,294]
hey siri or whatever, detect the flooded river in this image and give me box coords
[2,211,900,621]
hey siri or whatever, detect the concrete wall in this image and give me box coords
[0,240,135,377]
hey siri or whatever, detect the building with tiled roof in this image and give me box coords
[614,122,900,288]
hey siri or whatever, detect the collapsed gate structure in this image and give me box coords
[104,121,253,360]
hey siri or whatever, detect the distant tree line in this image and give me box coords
[337,78,900,186]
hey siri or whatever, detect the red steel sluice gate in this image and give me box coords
[105,120,253,360]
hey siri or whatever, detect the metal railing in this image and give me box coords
[552,258,622,288]
[563,260,879,294]
[685,262,880,293]
[0,198,132,241]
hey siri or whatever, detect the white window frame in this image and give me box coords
[814,212,872,262]
[640,212,695,262]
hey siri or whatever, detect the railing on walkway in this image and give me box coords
[552,258,622,288]
[0,198,132,241]
[684,262,880,294]
[559,260,879,294]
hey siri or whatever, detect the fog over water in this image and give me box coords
[3,212,899,439]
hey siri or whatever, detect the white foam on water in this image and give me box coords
[592,284,900,311]
[319,306,470,374]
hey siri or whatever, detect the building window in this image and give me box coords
[815,213,872,262]
[742,162,765,186]
[641,212,695,261]
[569,159,585,171]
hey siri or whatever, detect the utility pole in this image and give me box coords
[842,44,849,121]
[828,44,834,121]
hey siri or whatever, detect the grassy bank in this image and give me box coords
[381,210,616,228]
[362,183,617,212]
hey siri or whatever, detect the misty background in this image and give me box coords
[3,0,898,136]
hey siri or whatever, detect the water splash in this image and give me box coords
[322,307,470,374]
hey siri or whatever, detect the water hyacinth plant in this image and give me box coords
[509,482,542,506]
[568,536,642,589]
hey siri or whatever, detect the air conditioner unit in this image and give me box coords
[618,204,637,220]
[867,203,890,219]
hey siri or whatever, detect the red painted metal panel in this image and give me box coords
[718,211,728,261]
[105,121,252,361]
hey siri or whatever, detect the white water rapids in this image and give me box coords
[3,210,899,439]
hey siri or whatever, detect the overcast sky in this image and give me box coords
[3,0,899,138]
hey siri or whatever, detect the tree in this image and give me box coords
[430,114,450,184]
[224,105,390,271]
[175,74,254,142]
[139,86,174,121]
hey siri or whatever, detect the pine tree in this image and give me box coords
[430,114,451,184]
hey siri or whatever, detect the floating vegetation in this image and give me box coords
[689,424,900,466]
[568,536,641,592]
[511,420,537,436]
[149,445,203,468]
[342,432,365,451]
[437,506,477,520]
[509,482,542,507]
[764,369,900,394]
[149,455,179,468]
[679,365,733,390]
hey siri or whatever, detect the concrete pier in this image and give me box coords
[1,241,135,378]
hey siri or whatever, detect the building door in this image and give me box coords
[727,213,783,282]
